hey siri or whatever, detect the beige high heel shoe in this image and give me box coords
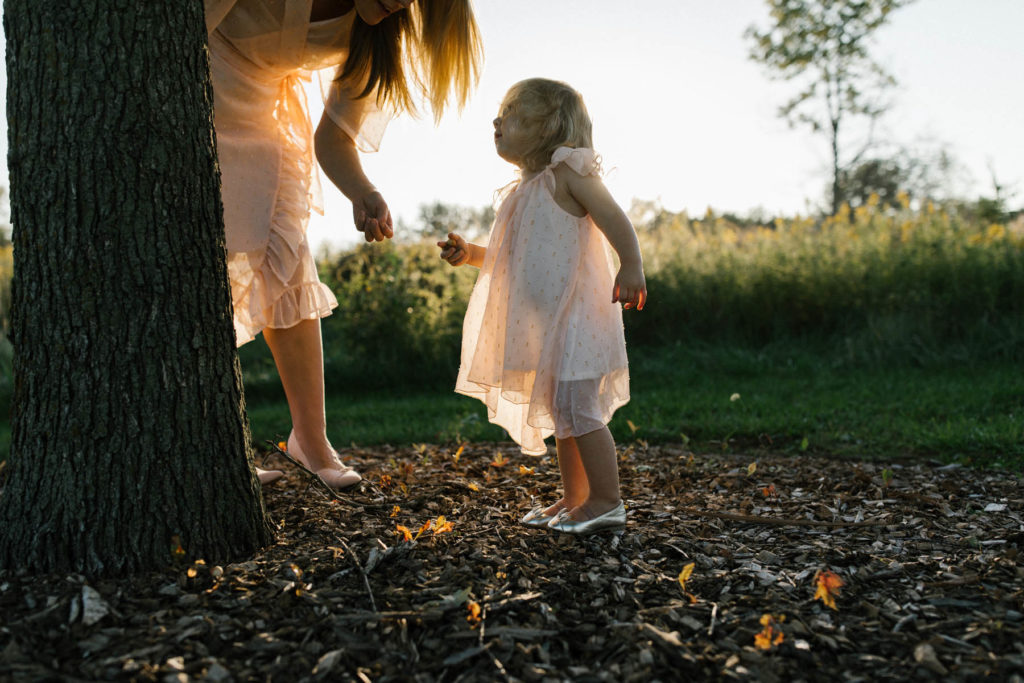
[287,432,361,490]
[256,467,284,485]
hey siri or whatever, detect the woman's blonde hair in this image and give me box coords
[339,0,483,122]
[501,78,593,171]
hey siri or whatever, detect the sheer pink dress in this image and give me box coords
[456,147,630,455]
[205,0,390,345]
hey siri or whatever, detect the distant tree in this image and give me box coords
[897,143,968,204]
[837,158,905,209]
[746,0,912,214]
[0,0,274,574]
[970,164,1017,224]
[837,141,976,210]
[411,201,495,241]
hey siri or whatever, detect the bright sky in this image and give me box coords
[2,1,1023,250]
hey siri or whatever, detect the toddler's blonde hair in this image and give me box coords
[501,78,593,171]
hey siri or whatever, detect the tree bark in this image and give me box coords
[0,0,274,574]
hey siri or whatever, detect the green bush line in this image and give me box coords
[3,203,1023,467]
[238,203,1024,389]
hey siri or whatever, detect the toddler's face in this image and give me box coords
[493,103,534,168]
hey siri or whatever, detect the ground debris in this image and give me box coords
[1,445,1022,681]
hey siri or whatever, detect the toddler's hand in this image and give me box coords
[613,263,647,311]
[353,190,394,242]
[437,232,470,266]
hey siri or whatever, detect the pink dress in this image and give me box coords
[456,147,630,455]
[205,0,390,345]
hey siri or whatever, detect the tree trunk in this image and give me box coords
[0,0,274,574]
[830,117,841,215]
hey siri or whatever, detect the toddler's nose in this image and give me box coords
[493,117,500,129]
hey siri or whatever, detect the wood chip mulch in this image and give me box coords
[1,443,1022,682]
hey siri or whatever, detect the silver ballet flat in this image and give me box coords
[521,506,559,528]
[547,502,627,535]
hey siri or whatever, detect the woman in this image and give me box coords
[204,0,482,486]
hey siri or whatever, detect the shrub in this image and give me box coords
[629,197,1024,362]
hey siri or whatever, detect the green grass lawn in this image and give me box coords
[240,341,1024,470]
[2,342,1021,469]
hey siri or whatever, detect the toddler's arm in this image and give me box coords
[437,232,485,268]
[565,173,647,310]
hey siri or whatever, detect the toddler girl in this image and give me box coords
[438,78,646,535]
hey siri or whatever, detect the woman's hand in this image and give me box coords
[352,189,394,242]
[613,262,647,310]
[437,232,470,266]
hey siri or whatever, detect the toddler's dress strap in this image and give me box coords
[549,146,601,176]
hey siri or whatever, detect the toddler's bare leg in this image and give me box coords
[262,319,337,471]
[545,437,590,516]
[568,426,622,520]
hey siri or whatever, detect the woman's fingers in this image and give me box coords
[357,193,393,242]
[372,196,393,240]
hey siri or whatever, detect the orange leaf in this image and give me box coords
[452,444,464,464]
[813,569,844,610]
[678,562,695,591]
[277,441,287,452]
[762,484,777,498]
[754,614,785,650]
[432,515,454,536]
[490,452,507,467]
[414,519,433,539]
[518,465,535,475]
[395,525,413,542]
[379,474,394,490]
[390,505,401,518]
[466,601,482,626]
[467,483,480,492]
[170,534,186,559]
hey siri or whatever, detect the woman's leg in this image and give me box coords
[544,437,590,516]
[567,426,621,520]
[262,318,339,471]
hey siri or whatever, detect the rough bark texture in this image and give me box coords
[0,0,274,574]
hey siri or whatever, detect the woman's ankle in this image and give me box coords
[288,430,337,470]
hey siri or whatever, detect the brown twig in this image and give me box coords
[332,609,445,624]
[337,539,377,613]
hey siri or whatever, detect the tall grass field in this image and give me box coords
[1,198,1022,467]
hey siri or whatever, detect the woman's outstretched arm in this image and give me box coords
[314,113,394,242]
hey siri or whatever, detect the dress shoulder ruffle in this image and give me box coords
[549,146,601,176]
